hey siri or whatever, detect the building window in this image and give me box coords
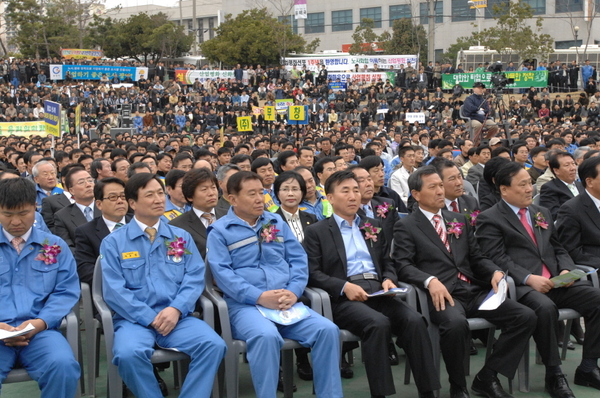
[332,9,353,32]
[420,2,443,25]
[555,40,582,49]
[484,0,503,19]
[208,18,214,39]
[305,12,325,34]
[435,49,444,63]
[198,19,204,44]
[452,0,476,22]
[522,0,546,15]
[360,7,382,28]
[555,0,583,13]
[389,5,412,26]
[278,15,299,34]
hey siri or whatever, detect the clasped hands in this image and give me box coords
[257,289,298,310]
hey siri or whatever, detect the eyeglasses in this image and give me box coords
[75,177,95,186]
[102,193,126,202]
[280,187,301,193]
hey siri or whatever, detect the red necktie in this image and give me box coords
[451,200,459,213]
[11,237,24,255]
[433,215,450,252]
[518,208,551,278]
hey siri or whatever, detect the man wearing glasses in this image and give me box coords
[54,167,100,251]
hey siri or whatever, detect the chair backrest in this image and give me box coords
[532,193,541,206]
[463,179,478,200]
[459,105,470,121]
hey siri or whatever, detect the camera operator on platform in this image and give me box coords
[463,82,499,145]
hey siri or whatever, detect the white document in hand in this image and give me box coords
[478,277,508,311]
[0,323,35,340]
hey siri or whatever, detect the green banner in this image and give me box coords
[442,70,548,90]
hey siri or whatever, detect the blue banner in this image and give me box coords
[328,82,347,91]
[49,64,149,81]
[43,100,61,137]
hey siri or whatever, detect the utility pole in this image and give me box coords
[428,0,435,64]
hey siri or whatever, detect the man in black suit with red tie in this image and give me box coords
[477,162,600,398]
[394,166,535,398]
[432,159,480,217]
[539,152,584,220]
[304,170,440,398]
[557,156,600,266]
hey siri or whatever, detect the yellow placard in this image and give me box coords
[289,106,305,121]
[122,251,140,260]
[237,116,253,132]
[0,121,47,137]
[264,106,276,121]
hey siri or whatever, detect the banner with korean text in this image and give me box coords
[327,72,394,85]
[282,55,418,72]
[0,121,46,137]
[442,70,548,89]
[60,48,104,59]
[49,64,149,81]
[44,100,61,137]
[175,69,235,84]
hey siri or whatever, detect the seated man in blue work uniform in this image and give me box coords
[0,177,80,396]
[100,173,227,398]
[207,171,343,398]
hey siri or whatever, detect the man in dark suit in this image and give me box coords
[477,162,600,397]
[539,152,584,219]
[75,177,130,286]
[557,156,600,266]
[169,168,218,259]
[54,167,101,251]
[433,159,480,216]
[304,170,440,398]
[41,163,80,232]
[215,164,240,219]
[394,166,535,398]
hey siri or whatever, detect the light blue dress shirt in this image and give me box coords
[332,213,376,277]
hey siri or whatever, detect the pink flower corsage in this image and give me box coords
[534,212,548,230]
[35,239,61,265]
[165,236,192,262]
[466,210,480,227]
[446,219,465,239]
[261,223,282,243]
[376,202,394,218]
[360,222,382,246]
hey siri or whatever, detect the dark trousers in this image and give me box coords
[332,279,441,396]
[518,280,600,367]
[428,281,536,388]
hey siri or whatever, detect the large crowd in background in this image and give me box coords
[3,56,600,398]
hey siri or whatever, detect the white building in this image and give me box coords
[108,0,600,62]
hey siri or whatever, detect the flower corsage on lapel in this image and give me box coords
[165,236,192,262]
[260,222,283,243]
[376,202,394,219]
[446,219,465,239]
[35,239,61,265]
[534,212,548,230]
[466,210,480,227]
[360,222,382,247]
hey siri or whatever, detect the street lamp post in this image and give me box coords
[468,1,481,46]
[574,25,580,64]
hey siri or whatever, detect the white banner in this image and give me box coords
[328,72,390,83]
[405,112,426,124]
[50,64,63,80]
[282,55,419,72]
[135,67,149,81]
[294,0,307,19]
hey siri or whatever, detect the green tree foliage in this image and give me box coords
[86,12,193,63]
[473,0,554,60]
[348,19,380,55]
[442,36,479,63]
[380,18,428,58]
[200,8,308,66]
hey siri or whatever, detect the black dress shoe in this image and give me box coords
[558,340,576,350]
[471,375,512,398]
[341,357,354,379]
[277,370,297,393]
[574,366,600,390]
[297,360,313,381]
[153,366,168,397]
[419,392,436,398]
[450,384,470,398]
[470,339,479,356]
[545,374,576,398]
[389,343,399,366]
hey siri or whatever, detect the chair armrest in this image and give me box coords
[506,276,517,300]
[198,295,214,330]
[306,287,333,320]
[202,289,233,343]
[412,284,432,323]
[575,264,599,288]
[64,309,79,357]
[397,282,417,311]
[302,288,322,315]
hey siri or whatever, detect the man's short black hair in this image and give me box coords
[277,150,297,168]
[94,177,126,201]
[164,169,186,189]
[230,154,252,165]
[0,178,36,209]
[548,152,574,176]
[227,171,262,196]
[495,162,526,190]
[324,170,357,195]
[181,168,218,202]
[483,157,511,188]
[358,155,385,171]
[579,156,600,188]
[408,165,439,192]
[64,166,87,190]
[274,171,307,203]
[251,157,273,173]
[173,153,193,168]
[314,157,334,176]
[125,173,164,202]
